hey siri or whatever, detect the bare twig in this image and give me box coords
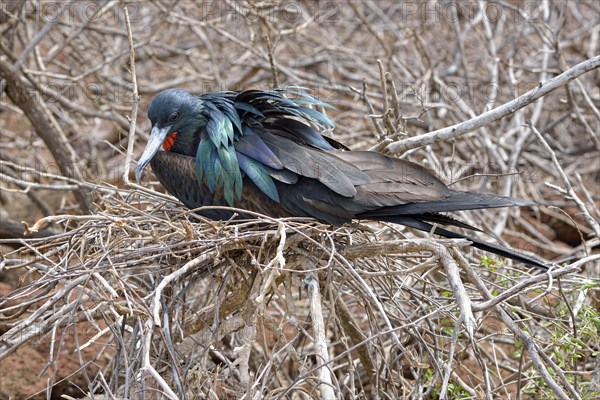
[264,34,280,88]
[123,7,140,186]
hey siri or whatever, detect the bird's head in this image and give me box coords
[135,89,206,182]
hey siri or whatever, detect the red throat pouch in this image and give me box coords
[162,132,177,151]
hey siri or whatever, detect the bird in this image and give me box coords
[135,87,547,270]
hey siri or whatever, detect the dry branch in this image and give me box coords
[385,56,600,154]
[0,58,92,212]
[306,274,335,400]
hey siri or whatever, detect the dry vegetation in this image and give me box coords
[1,1,599,399]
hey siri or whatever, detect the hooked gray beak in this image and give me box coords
[135,125,171,182]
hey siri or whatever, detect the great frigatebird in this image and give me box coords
[135,88,547,270]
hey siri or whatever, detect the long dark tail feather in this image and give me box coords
[381,216,548,270]
[363,191,536,216]
[415,213,483,232]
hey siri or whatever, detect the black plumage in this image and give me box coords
[136,88,547,270]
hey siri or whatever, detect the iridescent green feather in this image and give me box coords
[195,139,212,183]
[196,88,335,207]
[217,145,243,206]
[237,153,279,202]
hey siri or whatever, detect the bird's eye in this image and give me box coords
[168,112,179,122]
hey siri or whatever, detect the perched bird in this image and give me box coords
[136,88,547,270]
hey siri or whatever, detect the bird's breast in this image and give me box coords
[149,151,289,220]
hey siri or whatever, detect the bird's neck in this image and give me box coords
[170,114,207,157]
